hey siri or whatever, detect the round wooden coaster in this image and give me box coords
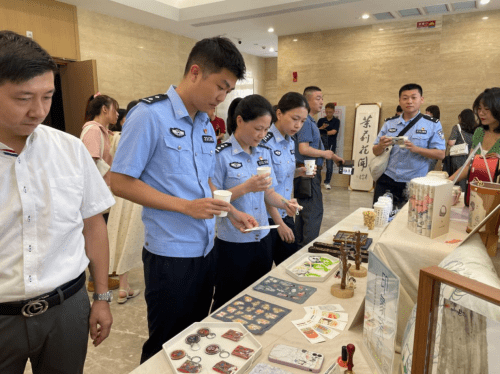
[350,266,367,278]
[330,284,354,299]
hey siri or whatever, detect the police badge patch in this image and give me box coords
[388,128,397,133]
[438,130,444,139]
[203,135,214,143]
[230,162,242,169]
[274,150,281,156]
[257,159,269,166]
[170,128,185,138]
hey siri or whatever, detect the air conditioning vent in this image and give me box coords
[398,8,422,17]
[451,1,477,11]
[424,4,449,14]
[373,12,395,20]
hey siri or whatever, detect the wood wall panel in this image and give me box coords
[0,0,79,60]
[276,10,500,188]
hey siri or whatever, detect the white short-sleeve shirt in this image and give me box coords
[0,125,115,302]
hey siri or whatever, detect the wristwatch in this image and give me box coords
[92,290,113,302]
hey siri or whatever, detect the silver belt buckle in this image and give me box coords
[22,299,49,317]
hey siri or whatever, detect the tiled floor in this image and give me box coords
[24,184,373,374]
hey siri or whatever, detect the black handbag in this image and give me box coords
[294,177,312,199]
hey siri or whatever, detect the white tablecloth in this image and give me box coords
[372,201,471,349]
[130,208,401,374]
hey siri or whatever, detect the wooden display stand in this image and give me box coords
[331,243,354,299]
[350,231,367,278]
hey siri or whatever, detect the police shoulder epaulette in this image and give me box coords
[216,142,232,153]
[422,114,439,123]
[261,132,274,144]
[140,94,168,104]
[258,144,271,150]
[384,115,399,122]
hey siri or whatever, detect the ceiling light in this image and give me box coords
[293,39,298,42]
[379,28,384,31]
[268,27,274,33]
[483,16,489,19]
[269,47,275,52]
[362,14,370,19]
[480,0,490,5]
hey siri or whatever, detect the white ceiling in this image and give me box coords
[61,0,498,57]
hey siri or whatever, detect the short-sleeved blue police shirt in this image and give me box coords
[213,134,277,243]
[111,85,217,258]
[295,115,325,167]
[260,124,296,219]
[374,112,446,183]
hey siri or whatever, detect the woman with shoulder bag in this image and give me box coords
[447,109,475,191]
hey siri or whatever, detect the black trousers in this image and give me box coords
[0,284,90,374]
[211,234,273,312]
[141,248,215,364]
[269,216,299,266]
[295,173,323,248]
[373,173,408,209]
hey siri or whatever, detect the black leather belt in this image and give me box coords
[0,272,86,317]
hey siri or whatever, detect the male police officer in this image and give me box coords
[110,37,257,363]
[372,83,445,207]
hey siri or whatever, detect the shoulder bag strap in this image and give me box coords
[456,124,465,143]
[398,113,423,137]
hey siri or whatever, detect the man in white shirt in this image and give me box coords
[0,31,115,373]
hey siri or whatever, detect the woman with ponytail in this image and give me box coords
[211,94,300,311]
[260,92,312,265]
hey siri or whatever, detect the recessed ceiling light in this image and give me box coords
[379,28,384,31]
[293,38,298,42]
[362,14,370,19]
[269,47,275,52]
[480,0,490,5]
[483,16,489,20]
[268,27,274,33]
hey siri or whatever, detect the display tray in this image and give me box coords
[333,230,369,246]
[309,239,372,264]
[163,322,262,374]
[285,253,339,282]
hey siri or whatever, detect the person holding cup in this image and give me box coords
[260,92,313,265]
[211,95,300,311]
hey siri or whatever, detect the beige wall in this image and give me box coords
[0,0,80,60]
[264,57,278,105]
[277,10,500,187]
[77,8,266,109]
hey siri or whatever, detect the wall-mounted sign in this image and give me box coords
[417,20,436,28]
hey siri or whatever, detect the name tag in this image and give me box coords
[415,129,427,134]
[202,135,214,143]
[230,162,242,169]
[388,128,397,133]
[257,159,269,166]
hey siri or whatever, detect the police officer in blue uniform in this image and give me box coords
[211,95,299,311]
[110,37,257,363]
[261,92,311,265]
[373,83,446,208]
[294,86,344,249]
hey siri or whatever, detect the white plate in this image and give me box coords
[285,253,339,283]
[163,322,262,374]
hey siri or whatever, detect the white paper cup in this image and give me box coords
[256,166,271,177]
[213,190,232,217]
[304,160,315,175]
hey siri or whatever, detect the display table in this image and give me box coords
[372,200,471,349]
[130,208,399,374]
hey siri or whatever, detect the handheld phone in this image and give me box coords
[268,344,324,373]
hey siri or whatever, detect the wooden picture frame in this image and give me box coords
[412,266,500,373]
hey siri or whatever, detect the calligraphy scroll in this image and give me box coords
[350,103,381,191]
[363,252,400,374]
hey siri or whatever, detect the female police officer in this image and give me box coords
[211,95,299,311]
